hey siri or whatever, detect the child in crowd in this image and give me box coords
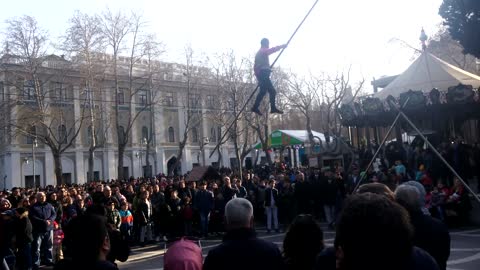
[182,196,194,236]
[53,221,64,263]
[119,201,134,241]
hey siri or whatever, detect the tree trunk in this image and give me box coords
[118,143,125,180]
[145,142,151,177]
[53,152,63,186]
[88,147,95,182]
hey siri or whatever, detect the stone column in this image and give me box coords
[75,151,86,184]
[4,152,21,189]
[104,150,117,180]
[44,151,55,186]
[155,149,166,175]
[73,86,82,148]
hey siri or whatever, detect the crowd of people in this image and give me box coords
[0,140,476,270]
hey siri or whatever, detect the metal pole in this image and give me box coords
[353,97,410,193]
[209,0,320,159]
[398,110,480,204]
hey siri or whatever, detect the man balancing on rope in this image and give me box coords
[251,38,287,115]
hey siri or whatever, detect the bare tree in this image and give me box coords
[319,68,364,152]
[169,45,205,175]
[208,51,255,174]
[63,11,108,182]
[102,10,162,180]
[3,15,87,184]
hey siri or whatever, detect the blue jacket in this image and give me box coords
[29,202,56,233]
[194,189,214,213]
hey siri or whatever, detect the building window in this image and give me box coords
[117,88,125,105]
[165,92,174,106]
[26,125,36,144]
[23,80,35,101]
[139,90,148,106]
[168,127,175,143]
[141,126,149,142]
[206,95,215,108]
[52,82,67,101]
[210,127,216,143]
[189,94,200,108]
[58,125,67,144]
[192,128,198,143]
[118,126,125,143]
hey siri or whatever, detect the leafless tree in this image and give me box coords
[169,45,206,175]
[102,10,162,180]
[63,11,108,182]
[3,15,87,184]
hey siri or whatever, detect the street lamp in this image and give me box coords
[22,157,29,187]
[142,137,148,177]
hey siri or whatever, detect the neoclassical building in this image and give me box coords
[0,53,257,189]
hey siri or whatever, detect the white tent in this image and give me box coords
[374,51,480,100]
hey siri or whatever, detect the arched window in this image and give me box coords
[141,126,149,142]
[26,125,36,144]
[58,125,67,144]
[192,128,198,143]
[210,127,216,143]
[168,127,175,143]
[118,126,125,143]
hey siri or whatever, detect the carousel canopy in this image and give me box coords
[374,51,480,99]
[254,129,327,149]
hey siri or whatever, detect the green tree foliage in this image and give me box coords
[439,0,480,58]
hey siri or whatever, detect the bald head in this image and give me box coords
[224,198,254,230]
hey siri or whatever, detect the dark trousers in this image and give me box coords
[32,231,53,267]
[253,70,277,109]
[16,243,33,270]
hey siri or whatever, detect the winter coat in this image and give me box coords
[194,189,214,214]
[29,202,56,233]
[203,228,285,270]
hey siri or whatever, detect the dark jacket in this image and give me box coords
[54,259,119,270]
[137,200,153,225]
[29,202,56,233]
[410,211,450,270]
[194,189,214,213]
[203,228,285,270]
[14,213,33,247]
[265,188,279,207]
[314,246,439,270]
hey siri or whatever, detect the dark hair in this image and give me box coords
[356,183,395,201]
[283,214,324,270]
[63,214,109,264]
[336,193,413,270]
[261,38,269,47]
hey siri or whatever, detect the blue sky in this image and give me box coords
[0,0,444,92]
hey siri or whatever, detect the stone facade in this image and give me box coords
[0,54,258,189]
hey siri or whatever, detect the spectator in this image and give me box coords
[14,207,33,270]
[137,191,153,246]
[7,188,22,209]
[119,202,133,241]
[283,214,324,270]
[265,179,279,233]
[55,214,118,270]
[53,221,64,263]
[395,185,450,270]
[194,181,214,238]
[334,193,439,270]
[164,238,202,270]
[30,192,56,269]
[203,198,285,270]
[106,200,121,231]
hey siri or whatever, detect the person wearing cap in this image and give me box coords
[203,198,285,270]
[164,238,202,270]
